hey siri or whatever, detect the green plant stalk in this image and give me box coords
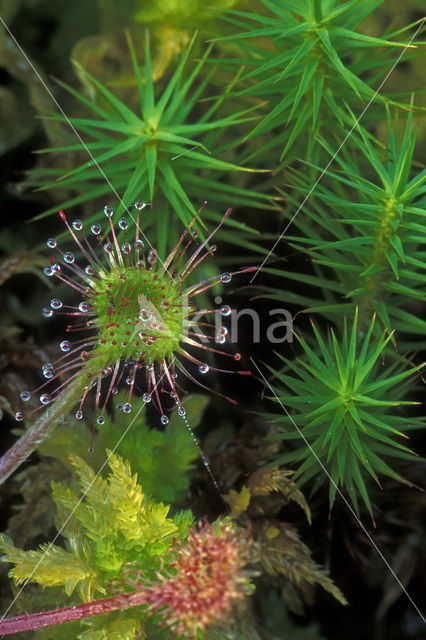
[0,376,87,486]
[358,196,403,323]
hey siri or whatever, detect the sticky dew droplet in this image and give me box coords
[160,415,169,425]
[220,305,231,316]
[220,273,232,284]
[91,223,101,235]
[20,391,31,402]
[60,340,71,352]
[199,363,209,374]
[64,252,75,264]
[72,220,83,231]
[47,238,57,249]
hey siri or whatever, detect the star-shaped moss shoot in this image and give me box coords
[16,202,254,441]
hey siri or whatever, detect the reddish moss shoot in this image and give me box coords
[0,520,252,638]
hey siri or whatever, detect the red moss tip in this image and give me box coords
[143,519,252,638]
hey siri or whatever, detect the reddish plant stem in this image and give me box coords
[0,376,88,486]
[0,591,149,635]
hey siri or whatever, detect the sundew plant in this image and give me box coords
[0,1,425,640]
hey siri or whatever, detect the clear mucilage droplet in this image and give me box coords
[220,273,232,284]
[118,217,128,230]
[47,238,57,248]
[72,220,83,231]
[91,223,101,235]
[220,305,231,316]
[160,415,169,425]
[20,391,31,402]
[104,206,113,217]
[51,298,62,309]
[64,252,75,264]
[199,364,209,374]
[60,340,71,352]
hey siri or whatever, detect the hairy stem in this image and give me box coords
[0,376,88,486]
[0,591,149,635]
